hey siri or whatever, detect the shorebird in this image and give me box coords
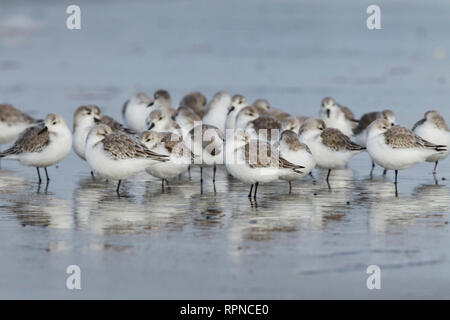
[0,103,42,147]
[146,108,182,134]
[280,116,310,135]
[141,131,192,191]
[173,105,201,138]
[412,110,450,176]
[298,119,365,186]
[122,92,154,132]
[73,105,101,162]
[185,124,224,189]
[225,131,304,199]
[0,114,72,184]
[278,130,316,193]
[202,91,231,134]
[353,109,396,176]
[85,124,169,194]
[225,94,249,130]
[252,99,291,122]
[367,119,447,195]
[235,106,281,142]
[320,97,358,137]
[90,104,135,134]
[180,91,208,118]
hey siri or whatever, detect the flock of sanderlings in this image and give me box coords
[0,90,449,198]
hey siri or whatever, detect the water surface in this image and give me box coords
[0,0,449,299]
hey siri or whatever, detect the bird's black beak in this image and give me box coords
[227,106,235,115]
[326,109,331,118]
[148,122,155,130]
[94,118,101,124]
[147,101,154,107]
[38,126,48,135]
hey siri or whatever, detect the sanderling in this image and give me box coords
[412,110,450,175]
[73,105,101,162]
[0,103,42,146]
[253,98,270,111]
[367,119,447,195]
[186,124,224,189]
[235,106,281,142]
[153,89,173,111]
[173,105,201,138]
[320,97,358,137]
[146,108,182,134]
[278,130,316,192]
[90,104,135,134]
[252,99,291,122]
[141,130,192,190]
[225,131,304,199]
[122,92,154,132]
[85,124,169,194]
[353,109,396,175]
[0,113,72,183]
[298,119,365,186]
[281,116,310,135]
[225,94,249,130]
[180,91,208,118]
[202,91,231,134]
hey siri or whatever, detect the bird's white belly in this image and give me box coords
[0,122,31,145]
[124,104,149,132]
[309,142,353,169]
[86,147,149,180]
[414,125,450,162]
[20,135,72,168]
[145,159,188,179]
[367,137,429,170]
[323,117,353,137]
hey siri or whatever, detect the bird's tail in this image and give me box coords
[292,168,304,175]
[435,145,447,152]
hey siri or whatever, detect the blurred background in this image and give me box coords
[0,0,450,299]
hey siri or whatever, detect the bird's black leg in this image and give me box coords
[248,184,253,198]
[36,167,42,184]
[289,181,292,194]
[383,169,388,176]
[116,180,122,195]
[394,170,399,197]
[370,161,375,178]
[253,182,259,199]
[188,165,191,180]
[213,164,217,184]
[161,179,165,192]
[433,161,439,175]
[44,168,50,182]
[200,167,203,183]
[326,169,332,189]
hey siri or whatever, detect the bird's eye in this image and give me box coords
[391,123,395,126]
[159,117,163,121]
[52,121,57,125]
[382,126,387,129]
[87,111,91,115]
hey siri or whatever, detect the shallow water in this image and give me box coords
[0,0,450,299]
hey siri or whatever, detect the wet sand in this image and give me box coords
[0,0,449,299]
